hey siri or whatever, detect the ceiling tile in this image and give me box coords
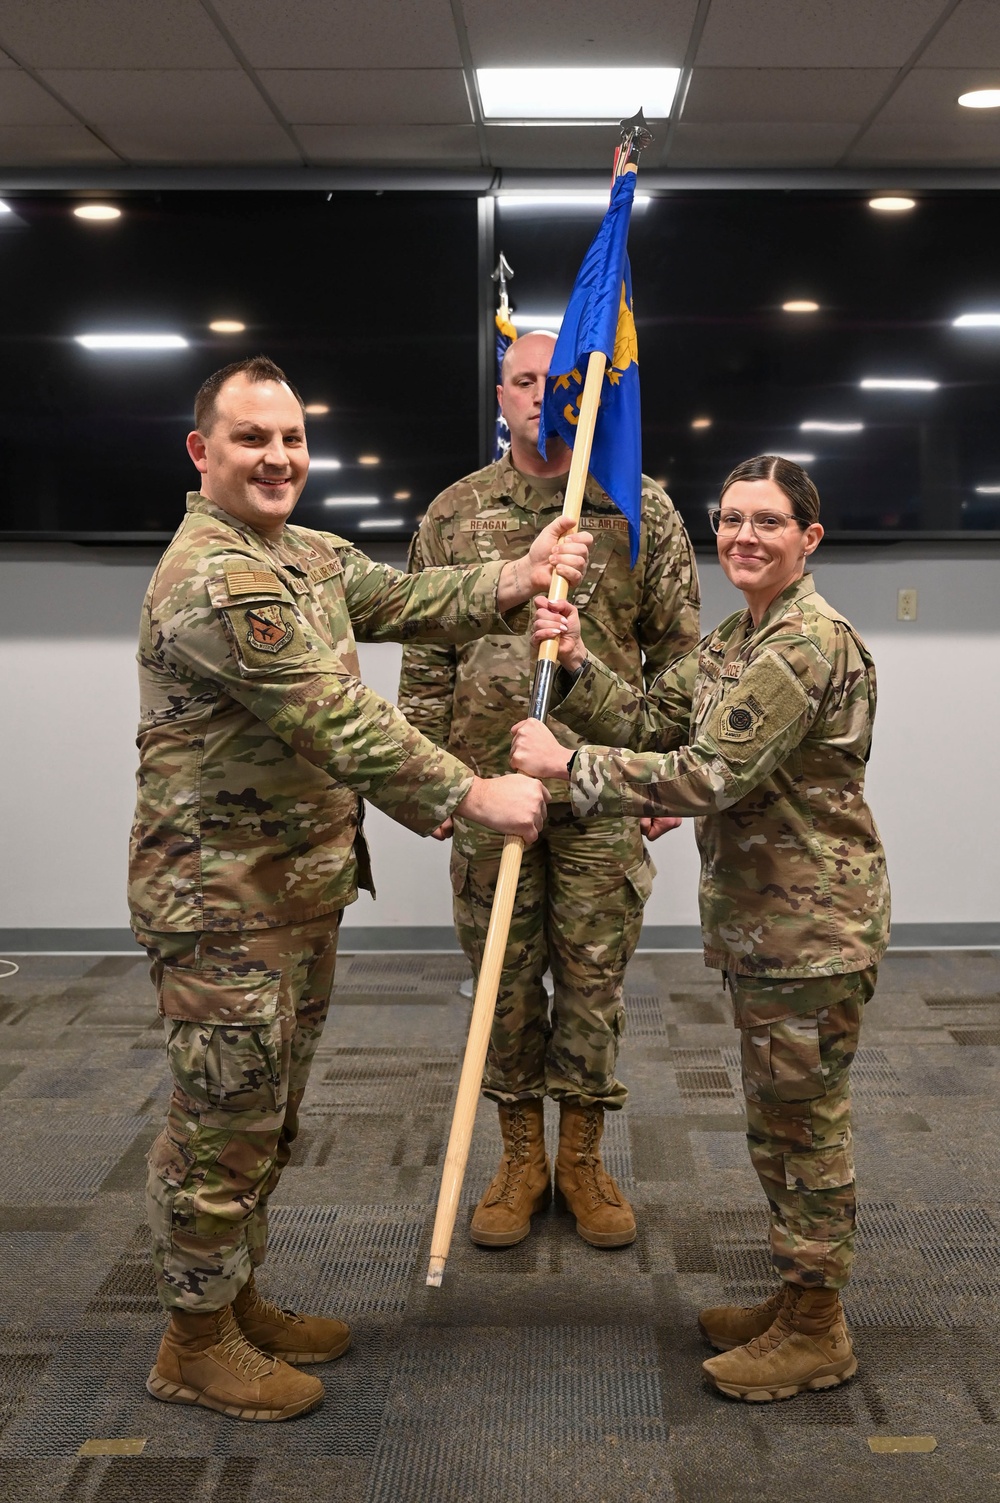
[0,0,235,68]
[921,0,1000,66]
[683,68,895,124]
[260,69,471,125]
[463,0,697,66]
[210,0,463,69]
[696,0,946,68]
[484,124,631,168]
[297,123,481,164]
[0,123,119,163]
[40,70,299,163]
[0,69,77,125]
[668,121,856,167]
[851,118,1000,166]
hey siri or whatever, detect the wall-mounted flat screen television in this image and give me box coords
[1,188,999,545]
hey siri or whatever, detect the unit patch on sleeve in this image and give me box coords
[706,651,812,763]
[244,604,295,653]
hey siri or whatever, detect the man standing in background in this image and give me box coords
[399,332,700,1253]
[130,356,591,1422]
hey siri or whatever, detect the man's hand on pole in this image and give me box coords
[454,773,549,844]
[497,516,593,611]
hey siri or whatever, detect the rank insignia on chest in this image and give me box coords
[223,566,282,598]
[245,604,294,653]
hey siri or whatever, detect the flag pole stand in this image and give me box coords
[426,117,653,1289]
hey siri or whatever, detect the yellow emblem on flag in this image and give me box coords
[606,283,637,387]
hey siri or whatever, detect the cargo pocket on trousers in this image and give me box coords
[754,1013,826,1105]
[783,1139,855,1193]
[617,852,655,970]
[160,965,285,1115]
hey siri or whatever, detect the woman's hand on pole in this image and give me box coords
[530,596,587,674]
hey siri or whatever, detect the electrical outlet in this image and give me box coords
[897,588,918,622]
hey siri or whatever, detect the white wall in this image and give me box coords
[1,542,997,934]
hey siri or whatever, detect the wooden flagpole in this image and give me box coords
[426,114,653,1288]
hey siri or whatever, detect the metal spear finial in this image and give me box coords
[618,107,654,168]
[491,252,514,309]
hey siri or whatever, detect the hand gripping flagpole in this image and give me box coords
[426,110,654,1288]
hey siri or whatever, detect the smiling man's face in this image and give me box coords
[186,373,309,539]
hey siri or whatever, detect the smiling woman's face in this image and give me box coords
[715,477,824,613]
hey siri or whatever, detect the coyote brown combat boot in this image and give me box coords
[147,1305,323,1421]
[698,1285,791,1351]
[470,1100,550,1247]
[555,1102,636,1248]
[234,1272,351,1364]
[703,1286,856,1401]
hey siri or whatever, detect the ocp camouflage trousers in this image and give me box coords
[728,966,876,1291]
[137,915,341,1313]
[452,806,654,1109]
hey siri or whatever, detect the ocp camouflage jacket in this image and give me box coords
[555,573,890,977]
[397,452,701,788]
[129,493,514,933]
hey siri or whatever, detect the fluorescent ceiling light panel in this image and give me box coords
[974,484,1000,494]
[800,421,864,432]
[773,451,815,463]
[498,193,650,210]
[510,313,562,331]
[860,377,938,391]
[76,333,188,350]
[477,68,680,121]
[309,458,342,470]
[323,496,378,507]
[358,517,405,529]
[953,313,1000,327]
[0,200,11,214]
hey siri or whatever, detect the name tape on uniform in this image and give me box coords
[461,517,517,533]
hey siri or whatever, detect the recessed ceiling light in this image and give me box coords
[477,67,681,121]
[773,451,815,463]
[209,319,245,334]
[73,204,121,221]
[304,403,330,415]
[782,300,819,313]
[76,333,188,350]
[498,193,651,211]
[860,377,938,391]
[393,490,412,501]
[323,496,378,507]
[958,89,1000,109]
[309,458,342,470]
[868,196,915,212]
[953,312,1000,327]
[357,454,380,466]
[800,421,864,432]
[691,417,712,429]
[358,517,405,529]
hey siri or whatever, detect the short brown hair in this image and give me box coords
[719,454,821,525]
[194,355,305,433]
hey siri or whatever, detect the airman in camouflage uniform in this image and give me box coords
[131,357,587,1421]
[513,456,890,1400]
[398,332,699,1250]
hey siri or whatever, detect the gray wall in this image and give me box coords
[1,540,997,940]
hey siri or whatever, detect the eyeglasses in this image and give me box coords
[708,508,803,538]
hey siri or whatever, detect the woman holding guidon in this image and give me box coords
[510,455,889,1403]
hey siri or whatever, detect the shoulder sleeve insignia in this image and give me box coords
[706,651,811,762]
[244,604,295,653]
[223,565,283,599]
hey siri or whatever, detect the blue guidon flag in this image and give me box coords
[538,169,643,565]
